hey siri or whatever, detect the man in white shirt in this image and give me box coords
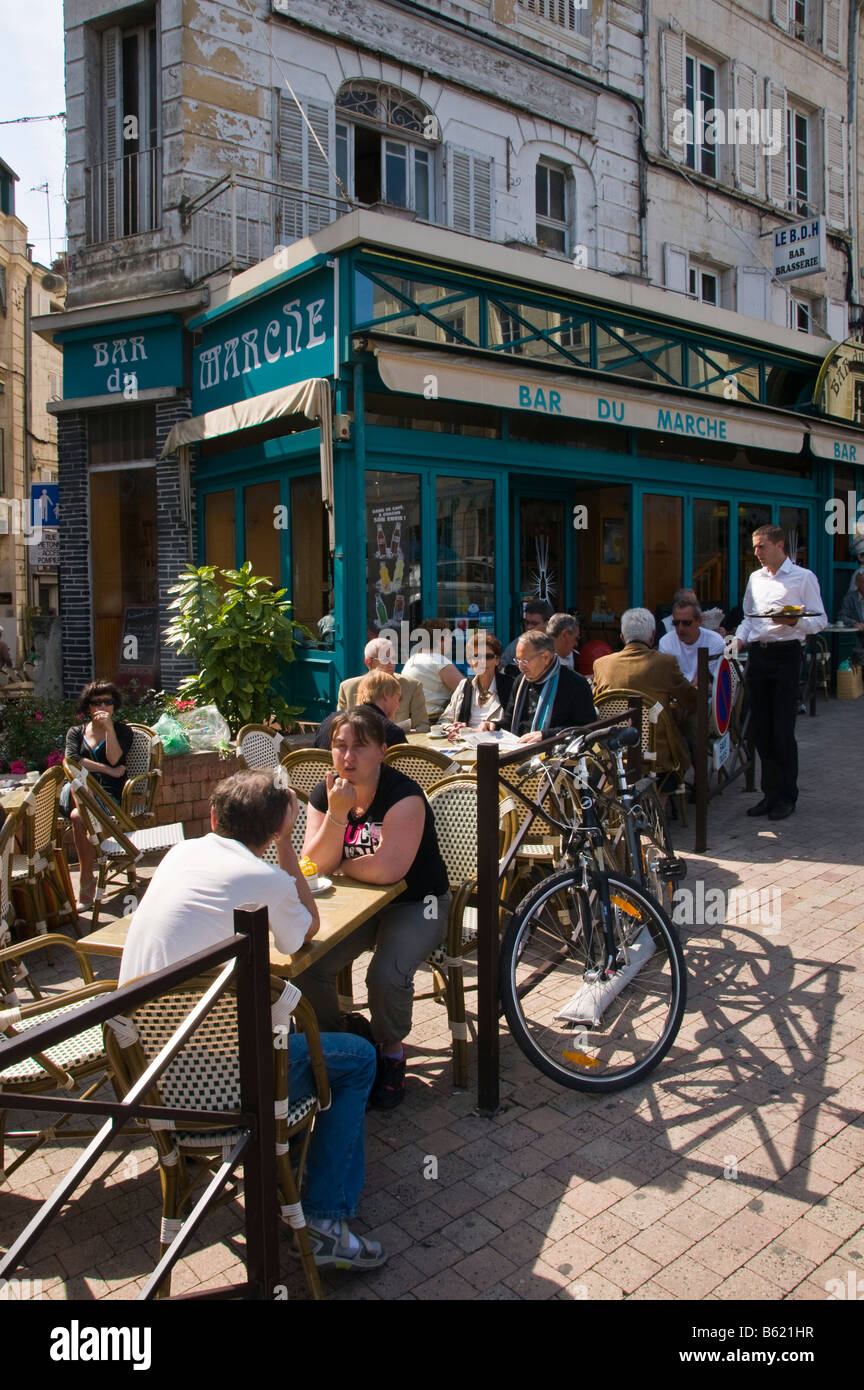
[659,599,726,685]
[729,525,826,821]
[336,637,429,732]
[119,770,386,1271]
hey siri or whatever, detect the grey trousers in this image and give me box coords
[295,892,450,1045]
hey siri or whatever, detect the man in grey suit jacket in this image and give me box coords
[336,637,430,732]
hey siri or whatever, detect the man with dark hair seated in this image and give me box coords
[119,769,386,1271]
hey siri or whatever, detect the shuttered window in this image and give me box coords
[277,93,336,242]
[96,21,159,242]
[447,148,493,239]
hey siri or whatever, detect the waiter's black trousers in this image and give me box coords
[746,642,802,805]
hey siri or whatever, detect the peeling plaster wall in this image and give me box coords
[64,0,646,305]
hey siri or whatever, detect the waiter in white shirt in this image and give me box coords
[729,525,826,821]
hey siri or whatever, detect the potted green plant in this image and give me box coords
[164,563,308,733]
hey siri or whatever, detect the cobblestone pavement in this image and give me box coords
[2,699,862,1303]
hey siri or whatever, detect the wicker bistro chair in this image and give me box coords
[593,688,689,825]
[0,936,118,1182]
[279,750,334,799]
[261,791,309,866]
[423,775,517,1088]
[236,724,289,772]
[10,766,77,941]
[382,745,461,790]
[104,976,331,1300]
[121,723,164,827]
[62,759,185,928]
[0,808,40,1004]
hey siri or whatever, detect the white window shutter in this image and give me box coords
[822,0,842,59]
[306,100,335,233]
[823,110,848,229]
[664,244,689,293]
[278,91,305,241]
[660,27,686,163]
[736,266,769,321]
[826,298,848,342]
[771,0,791,30]
[732,64,759,195]
[447,148,494,239]
[765,81,788,208]
[102,28,123,240]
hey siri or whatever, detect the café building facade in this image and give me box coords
[45,211,864,714]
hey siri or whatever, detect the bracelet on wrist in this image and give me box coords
[327,811,348,828]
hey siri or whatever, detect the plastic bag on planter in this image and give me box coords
[153,713,192,758]
[177,704,232,753]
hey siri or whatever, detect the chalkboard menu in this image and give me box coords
[119,605,159,667]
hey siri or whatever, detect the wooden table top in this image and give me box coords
[76,876,407,980]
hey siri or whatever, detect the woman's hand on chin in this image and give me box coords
[326,769,357,819]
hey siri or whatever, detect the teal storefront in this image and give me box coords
[170,224,864,720]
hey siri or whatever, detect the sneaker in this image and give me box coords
[296,1221,387,1271]
[368,1052,406,1110]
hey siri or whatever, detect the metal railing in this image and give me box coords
[85,148,161,245]
[0,904,280,1301]
[180,173,353,282]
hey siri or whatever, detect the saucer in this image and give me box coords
[310,876,333,895]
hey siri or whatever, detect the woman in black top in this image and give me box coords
[63,680,133,909]
[300,706,449,1111]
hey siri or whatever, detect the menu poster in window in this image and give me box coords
[119,605,159,668]
[370,502,407,631]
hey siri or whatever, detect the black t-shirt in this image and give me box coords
[309,763,448,902]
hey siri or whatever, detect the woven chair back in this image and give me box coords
[0,809,18,940]
[133,987,243,1117]
[125,724,159,780]
[20,766,65,867]
[382,745,459,790]
[592,690,653,758]
[236,724,286,771]
[261,791,308,864]
[279,750,333,798]
[425,775,516,887]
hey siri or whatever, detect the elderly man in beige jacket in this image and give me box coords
[336,637,430,732]
[592,607,696,777]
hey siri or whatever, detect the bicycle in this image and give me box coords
[590,729,688,915]
[499,725,687,1093]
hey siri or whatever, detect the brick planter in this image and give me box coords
[154,749,239,839]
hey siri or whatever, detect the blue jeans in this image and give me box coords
[288,1031,376,1223]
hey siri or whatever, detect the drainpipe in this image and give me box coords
[23,263,34,655]
[848,1,864,315]
[640,0,651,281]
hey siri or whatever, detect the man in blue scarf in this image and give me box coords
[482,631,596,743]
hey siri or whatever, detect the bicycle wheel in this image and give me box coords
[499,869,686,1093]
